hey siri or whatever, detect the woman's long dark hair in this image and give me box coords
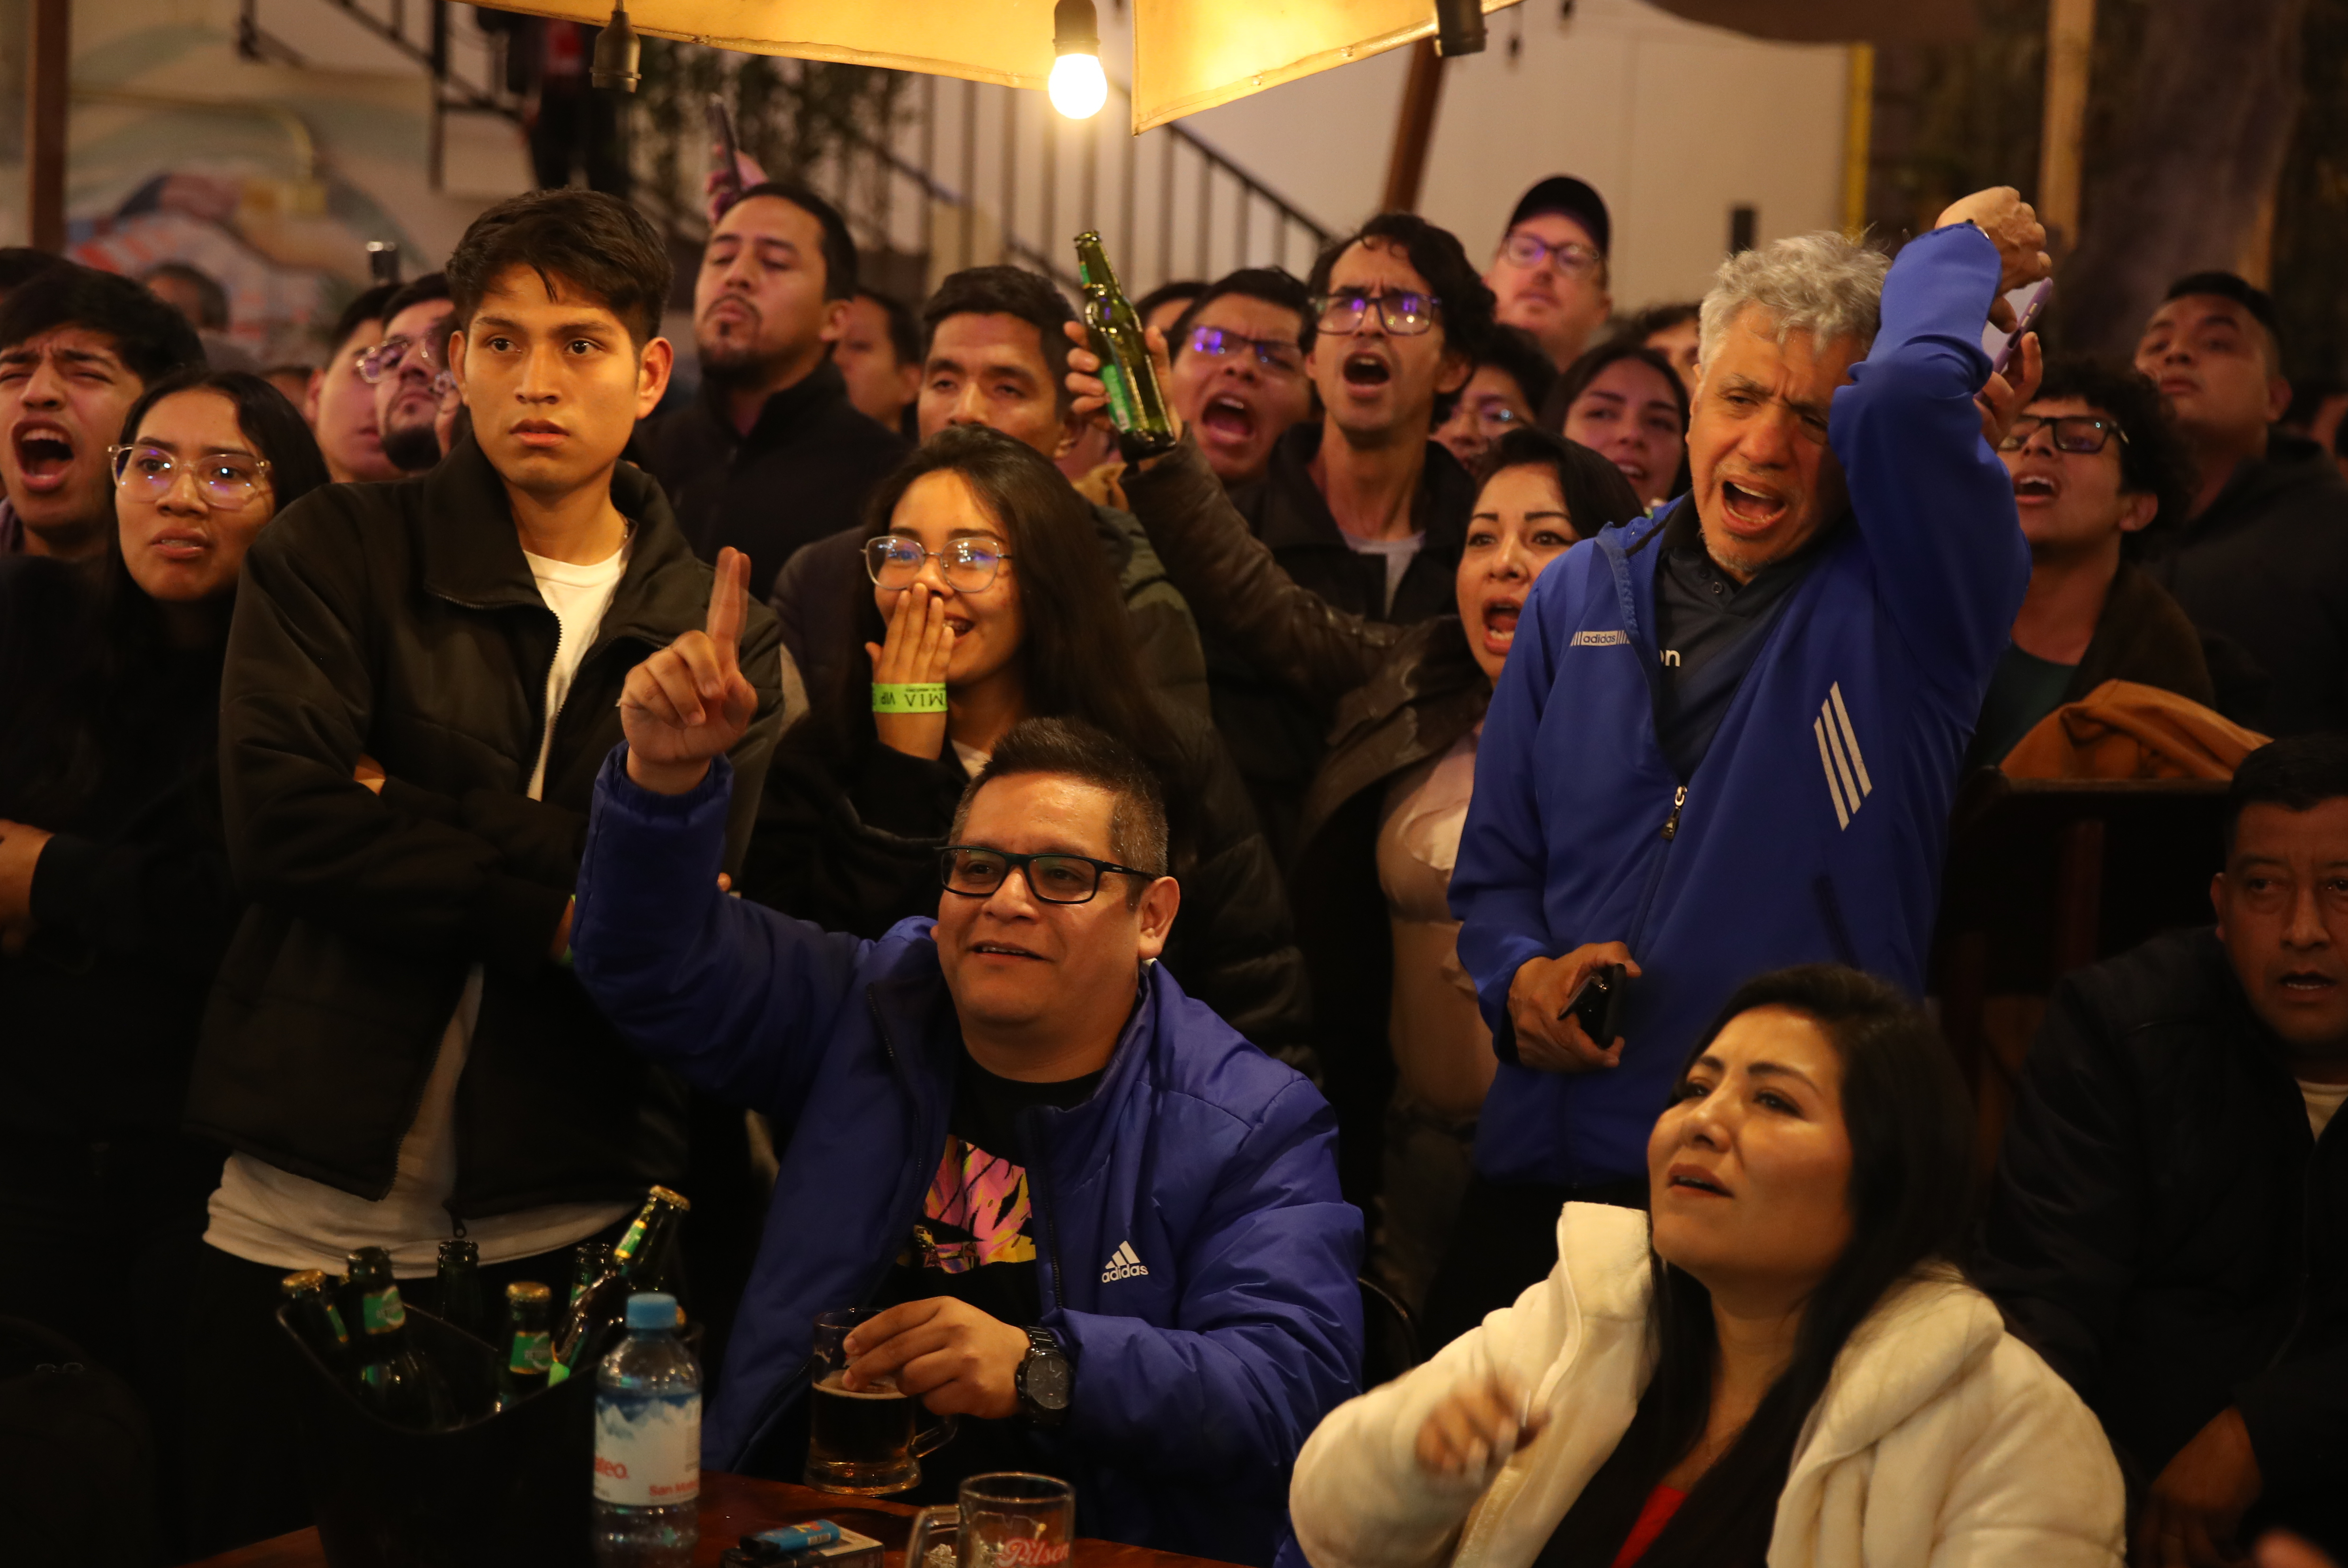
[0,368,329,820]
[808,423,1187,821]
[1476,425,1648,537]
[1543,966,1977,1568]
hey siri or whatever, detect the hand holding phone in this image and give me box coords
[1983,280,2051,378]
[1562,962,1626,1048]
[706,95,743,217]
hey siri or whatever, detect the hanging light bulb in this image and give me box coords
[1049,0,1108,119]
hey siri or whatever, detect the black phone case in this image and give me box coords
[1565,963,1625,1046]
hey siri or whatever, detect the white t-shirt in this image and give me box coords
[2301,1078,2348,1142]
[1344,531,1425,615]
[206,532,639,1276]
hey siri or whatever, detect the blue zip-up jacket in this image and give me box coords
[1451,223,2027,1187]
[569,751,1363,1565]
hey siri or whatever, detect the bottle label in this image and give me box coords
[593,1391,701,1507]
[614,1215,649,1265]
[510,1331,553,1375]
[360,1288,406,1335]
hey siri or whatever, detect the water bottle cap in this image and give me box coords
[625,1292,679,1330]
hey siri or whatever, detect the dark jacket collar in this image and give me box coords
[695,358,853,452]
[1252,420,1475,554]
[414,432,706,650]
[1299,618,1488,851]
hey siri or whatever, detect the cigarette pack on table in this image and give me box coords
[720,1519,885,1568]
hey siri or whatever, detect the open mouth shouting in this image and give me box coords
[1477,593,1523,660]
[11,419,77,494]
[1717,476,1792,535]
[1197,392,1258,449]
[2011,471,2060,506]
[1341,352,1393,393]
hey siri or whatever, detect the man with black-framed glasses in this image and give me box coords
[1968,356,2214,767]
[1483,176,1614,373]
[570,706,1361,1565]
[1162,267,1315,489]
[366,273,457,473]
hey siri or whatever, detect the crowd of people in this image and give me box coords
[0,144,2343,1568]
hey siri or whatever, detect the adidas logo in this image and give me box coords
[1100,1241,1149,1283]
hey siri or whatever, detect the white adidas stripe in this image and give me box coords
[1814,683,1872,831]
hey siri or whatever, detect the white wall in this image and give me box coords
[1114,0,1854,312]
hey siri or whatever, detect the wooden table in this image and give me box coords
[184,1471,1233,1568]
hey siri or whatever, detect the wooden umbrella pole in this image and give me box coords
[27,0,69,252]
[2037,0,2094,255]
[1381,39,1445,215]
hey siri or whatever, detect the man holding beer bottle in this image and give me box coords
[571,599,1363,1565]
[179,188,786,1556]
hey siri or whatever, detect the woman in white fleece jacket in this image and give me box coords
[1290,966,2123,1568]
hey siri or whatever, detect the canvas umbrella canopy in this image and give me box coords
[480,0,1524,132]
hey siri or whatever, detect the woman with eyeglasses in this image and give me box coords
[1073,326,1645,1316]
[741,423,1312,1070]
[0,368,328,1389]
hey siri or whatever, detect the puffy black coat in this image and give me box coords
[190,437,787,1219]
[1977,927,2348,1517]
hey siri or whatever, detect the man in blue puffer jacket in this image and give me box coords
[1430,187,2051,1340]
[568,581,1361,1566]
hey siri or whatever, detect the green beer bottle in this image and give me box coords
[436,1237,489,1343]
[499,1281,556,1408]
[281,1269,353,1377]
[550,1186,691,1380]
[343,1247,458,1430]
[569,1241,614,1308]
[1074,231,1179,458]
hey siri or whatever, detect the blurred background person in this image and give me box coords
[301,281,400,484]
[744,425,1311,1072]
[835,285,922,437]
[634,180,907,601]
[1483,176,1612,374]
[1135,277,1207,339]
[1616,300,1704,401]
[2135,272,2348,735]
[0,266,204,559]
[361,272,454,473]
[1552,340,1690,508]
[1434,324,1556,475]
[1291,968,2123,1568]
[0,368,328,1484]
[1968,357,2212,770]
[1162,266,1315,490]
[141,259,256,370]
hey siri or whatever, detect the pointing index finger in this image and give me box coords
[707,546,748,675]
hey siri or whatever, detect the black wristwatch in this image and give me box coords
[1014,1327,1072,1427]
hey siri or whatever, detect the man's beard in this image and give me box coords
[382,411,443,472]
[697,332,791,384]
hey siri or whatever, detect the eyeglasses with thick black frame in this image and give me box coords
[1998,414,2129,455]
[865,534,1014,593]
[1183,326,1304,374]
[937,845,1157,905]
[1311,291,1443,338]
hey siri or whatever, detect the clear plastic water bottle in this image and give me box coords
[590,1292,701,1566]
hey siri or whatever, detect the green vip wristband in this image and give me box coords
[872,682,949,714]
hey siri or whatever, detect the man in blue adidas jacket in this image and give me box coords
[566,573,1360,1565]
[1438,188,2049,1329]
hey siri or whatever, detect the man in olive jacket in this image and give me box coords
[179,189,786,1557]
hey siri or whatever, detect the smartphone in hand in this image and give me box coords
[707,95,743,215]
[1560,963,1627,1047]
[1983,280,2051,378]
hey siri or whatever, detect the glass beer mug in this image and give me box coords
[907,1474,1076,1568]
[801,1308,956,1494]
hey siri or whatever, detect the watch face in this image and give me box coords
[1026,1351,1071,1408]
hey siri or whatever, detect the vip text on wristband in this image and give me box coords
[872,682,949,713]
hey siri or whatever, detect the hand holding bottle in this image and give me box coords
[1061,319,1185,467]
[622,547,758,795]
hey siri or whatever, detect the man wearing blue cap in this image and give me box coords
[1484,176,1615,374]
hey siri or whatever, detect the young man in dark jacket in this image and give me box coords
[572,673,1361,1564]
[182,188,786,1556]
[1441,187,2046,1339]
[1978,734,2348,1561]
[631,180,908,602]
[2136,272,2348,735]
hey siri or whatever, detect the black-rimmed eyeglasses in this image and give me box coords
[937,845,1156,905]
[865,535,1014,592]
[1183,326,1303,374]
[1998,414,2128,455]
[1312,291,1442,338]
